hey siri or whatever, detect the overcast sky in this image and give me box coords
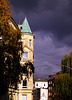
[10,0,72,79]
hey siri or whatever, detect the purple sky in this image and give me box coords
[10,0,72,79]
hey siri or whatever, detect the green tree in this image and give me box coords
[61,51,72,76]
[69,52,72,76]
[52,52,72,100]
[0,0,35,98]
[0,0,23,96]
[53,74,72,100]
[61,55,69,73]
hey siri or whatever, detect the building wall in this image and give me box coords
[34,81,48,100]
[35,81,48,89]
[48,78,55,100]
[8,18,34,100]
[17,33,34,100]
[20,33,34,64]
[33,88,40,100]
[40,88,48,100]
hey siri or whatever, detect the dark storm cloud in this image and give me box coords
[34,32,72,79]
[9,0,72,78]
[31,0,72,38]
[10,0,40,12]
[10,0,72,42]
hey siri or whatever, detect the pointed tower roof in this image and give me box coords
[18,17,32,34]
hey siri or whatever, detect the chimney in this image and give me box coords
[19,20,21,25]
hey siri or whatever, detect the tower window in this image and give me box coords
[23,52,28,60]
[22,80,27,88]
[20,26,22,30]
[29,39,31,48]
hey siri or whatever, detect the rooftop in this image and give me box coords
[35,78,48,82]
[18,17,32,34]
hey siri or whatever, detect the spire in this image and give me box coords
[18,17,32,34]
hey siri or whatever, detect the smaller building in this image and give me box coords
[33,78,48,100]
[48,71,61,100]
[48,76,55,100]
[33,88,40,100]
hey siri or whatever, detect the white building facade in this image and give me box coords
[34,79,48,100]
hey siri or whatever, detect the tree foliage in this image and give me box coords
[53,74,72,100]
[52,51,72,100]
[61,51,72,76]
[22,62,35,78]
[0,0,35,97]
[54,74,72,96]
[0,0,23,96]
